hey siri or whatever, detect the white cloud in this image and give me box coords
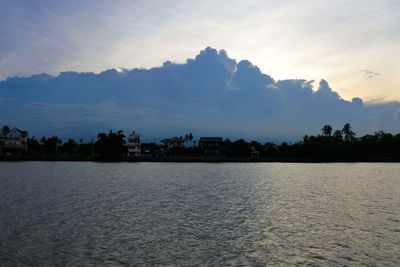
[1,47,399,140]
[0,0,399,102]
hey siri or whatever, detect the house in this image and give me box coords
[127,131,141,157]
[262,143,279,157]
[0,128,28,155]
[161,137,184,148]
[249,146,260,159]
[199,137,223,155]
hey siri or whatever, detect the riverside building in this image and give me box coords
[127,131,141,157]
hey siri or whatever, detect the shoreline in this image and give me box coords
[2,156,400,163]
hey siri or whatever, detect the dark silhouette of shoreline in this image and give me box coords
[3,155,400,163]
[2,123,400,163]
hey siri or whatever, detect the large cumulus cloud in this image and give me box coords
[0,47,399,142]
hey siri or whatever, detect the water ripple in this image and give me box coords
[0,162,399,266]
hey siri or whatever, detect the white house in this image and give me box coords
[161,137,184,148]
[1,128,28,155]
[127,131,141,157]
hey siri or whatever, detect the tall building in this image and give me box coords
[127,131,141,157]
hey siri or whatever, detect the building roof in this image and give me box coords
[4,128,28,139]
[264,143,279,151]
[199,137,223,143]
[161,137,184,143]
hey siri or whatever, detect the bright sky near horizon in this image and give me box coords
[1,0,399,102]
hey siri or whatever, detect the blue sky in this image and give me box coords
[1,1,399,142]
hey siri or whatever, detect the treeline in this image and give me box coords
[25,130,126,161]
[2,123,400,161]
[280,123,400,161]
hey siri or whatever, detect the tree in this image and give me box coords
[188,133,193,146]
[62,139,79,154]
[221,138,232,155]
[184,134,189,144]
[1,125,10,157]
[95,130,126,161]
[279,142,290,156]
[333,130,343,143]
[78,139,95,159]
[41,136,62,154]
[321,125,332,137]
[230,139,250,158]
[1,125,10,137]
[27,137,40,155]
[342,123,355,142]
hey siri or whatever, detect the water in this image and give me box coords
[0,162,399,266]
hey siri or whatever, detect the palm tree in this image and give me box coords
[342,123,355,142]
[184,134,189,145]
[321,125,332,137]
[188,133,193,146]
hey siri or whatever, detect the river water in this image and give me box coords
[0,162,399,266]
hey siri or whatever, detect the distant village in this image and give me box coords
[1,124,400,162]
[126,132,270,159]
[0,126,270,160]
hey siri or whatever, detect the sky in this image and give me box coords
[1,0,399,102]
[1,47,399,143]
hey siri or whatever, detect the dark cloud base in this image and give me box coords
[0,47,399,142]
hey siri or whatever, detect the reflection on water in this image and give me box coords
[0,162,399,266]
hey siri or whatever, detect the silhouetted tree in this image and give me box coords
[26,137,40,155]
[95,130,126,161]
[0,125,9,157]
[1,125,10,137]
[41,136,62,154]
[184,134,189,144]
[279,142,290,156]
[321,125,332,137]
[221,138,232,155]
[78,140,95,159]
[62,139,79,154]
[189,133,193,146]
[333,130,343,143]
[230,139,250,157]
[342,123,355,142]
